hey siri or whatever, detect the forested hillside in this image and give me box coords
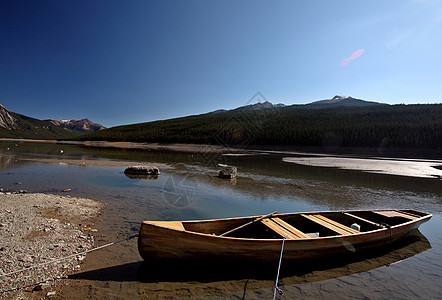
[0,111,86,139]
[0,104,105,139]
[75,104,442,149]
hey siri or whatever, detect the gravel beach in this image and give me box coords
[0,193,103,298]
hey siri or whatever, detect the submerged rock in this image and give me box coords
[124,166,160,176]
[218,166,237,179]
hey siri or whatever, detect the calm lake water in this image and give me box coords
[1,140,441,299]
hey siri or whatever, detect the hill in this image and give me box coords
[75,103,442,150]
[0,104,104,139]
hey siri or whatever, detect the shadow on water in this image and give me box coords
[70,230,430,287]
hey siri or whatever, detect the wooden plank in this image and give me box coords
[313,215,360,234]
[344,212,384,228]
[396,210,421,219]
[148,221,185,231]
[373,210,417,220]
[301,214,358,235]
[261,219,297,239]
[270,218,310,239]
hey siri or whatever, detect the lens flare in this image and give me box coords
[339,49,364,67]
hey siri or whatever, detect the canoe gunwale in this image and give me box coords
[141,210,432,243]
[168,209,430,224]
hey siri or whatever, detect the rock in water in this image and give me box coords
[218,167,237,179]
[124,166,160,175]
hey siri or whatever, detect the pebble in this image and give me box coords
[0,193,103,297]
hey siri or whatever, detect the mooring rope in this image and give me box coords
[0,234,138,282]
[273,236,287,300]
[379,222,392,246]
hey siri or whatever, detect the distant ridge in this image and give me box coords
[50,119,105,132]
[0,104,105,139]
[210,95,385,114]
[305,95,385,108]
[232,101,286,112]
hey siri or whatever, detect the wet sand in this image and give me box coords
[283,156,442,179]
[0,138,249,154]
[19,156,172,170]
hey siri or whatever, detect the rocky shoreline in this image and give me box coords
[0,193,103,298]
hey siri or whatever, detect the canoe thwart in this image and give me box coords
[219,211,277,236]
[343,212,385,228]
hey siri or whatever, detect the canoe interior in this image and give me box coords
[180,210,428,239]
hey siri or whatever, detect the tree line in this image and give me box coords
[74,104,442,150]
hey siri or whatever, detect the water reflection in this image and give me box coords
[124,173,159,180]
[0,155,16,172]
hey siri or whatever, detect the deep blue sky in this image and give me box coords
[1,0,441,127]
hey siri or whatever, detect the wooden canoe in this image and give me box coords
[138,209,431,262]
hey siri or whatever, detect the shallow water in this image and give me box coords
[0,141,441,299]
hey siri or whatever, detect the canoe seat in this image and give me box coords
[261,218,310,239]
[301,214,359,235]
[148,221,185,231]
[373,210,417,220]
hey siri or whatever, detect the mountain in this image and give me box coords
[0,104,104,139]
[304,95,385,108]
[208,101,285,114]
[211,96,384,114]
[232,101,286,112]
[50,119,105,132]
[0,104,24,130]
